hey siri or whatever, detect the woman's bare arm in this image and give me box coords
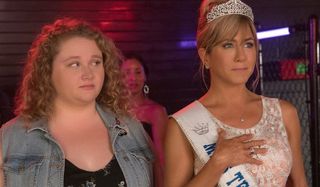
[280,100,308,187]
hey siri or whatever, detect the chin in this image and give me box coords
[229,80,248,87]
[78,94,99,103]
[130,90,142,96]
[233,76,250,84]
[77,98,97,105]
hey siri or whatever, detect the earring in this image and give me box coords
[143,84,150,95]
[204,63,210,69]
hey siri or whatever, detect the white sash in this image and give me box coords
[172,101,258,187]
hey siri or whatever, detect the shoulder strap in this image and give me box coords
[172,101,219,163]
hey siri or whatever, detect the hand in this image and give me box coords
[210,129,267,170]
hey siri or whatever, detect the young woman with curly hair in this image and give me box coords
[0,18,153,187]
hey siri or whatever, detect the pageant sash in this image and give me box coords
[172,101,257,187]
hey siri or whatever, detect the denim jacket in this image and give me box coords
[1,105,153,187]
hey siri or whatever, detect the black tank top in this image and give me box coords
[141,121,153,140]
[64,156,127,187]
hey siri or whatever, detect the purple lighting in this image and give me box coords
[179,41,197,48]
[257,27,290,40]
[179,27,291,49]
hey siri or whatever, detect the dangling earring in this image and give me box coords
[143,84,150,95]
[203,59,210,69]
[204,63,210,69]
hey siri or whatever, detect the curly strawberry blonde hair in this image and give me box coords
[15,18,129,122]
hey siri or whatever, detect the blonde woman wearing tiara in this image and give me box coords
[164,0,308,186]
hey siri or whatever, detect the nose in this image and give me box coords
[127,73,136,81]
[234,45,247,62]
[81,66,94,80]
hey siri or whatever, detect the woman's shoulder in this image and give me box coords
[1,117,50,140]
[142,98,162,107]
[1,116,26,134]
[141,99,167,114]
[260,95,297,116]
[261,95,297,112]
[278,99,298,119]
[170,100,207,124]
[0,117,36,150]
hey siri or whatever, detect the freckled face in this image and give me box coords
[120,58,146,96]
[51,36,105,106]
[207,25,257,86]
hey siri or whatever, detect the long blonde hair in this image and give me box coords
[15,18,129,122]
[197,0,260,90]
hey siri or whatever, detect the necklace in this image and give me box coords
[240,108,246,123]
[240,117,245,123]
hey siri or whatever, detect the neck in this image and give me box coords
[202,83,253,106]
[129,91,147,107]
[50,99,98,123]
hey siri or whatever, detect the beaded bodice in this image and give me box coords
[195,97,292,186]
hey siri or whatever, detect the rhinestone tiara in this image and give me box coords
[206,0,254,23]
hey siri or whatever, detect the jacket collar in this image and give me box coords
[96,105,129,138]
[26,104,127,133]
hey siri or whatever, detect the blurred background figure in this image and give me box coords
[121,54,168,187]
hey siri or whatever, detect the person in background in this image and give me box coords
[0,18,153,187]
[164,0,308,186]
[121,54,167,187]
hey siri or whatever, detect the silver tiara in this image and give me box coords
[206,0,254,23]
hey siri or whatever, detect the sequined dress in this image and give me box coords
[172,96,292,187]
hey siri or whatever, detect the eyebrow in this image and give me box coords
[223,37,255,42]
[61,56,79,63]
[62,55,103,62]
[91,55,103,59]
[243,37,255,42]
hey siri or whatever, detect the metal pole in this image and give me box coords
[258,43,263,95]
[308,15,319,187]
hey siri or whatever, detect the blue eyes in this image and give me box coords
[222,42,255,48]
[223,43,233,48]
[244,42,254,48]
